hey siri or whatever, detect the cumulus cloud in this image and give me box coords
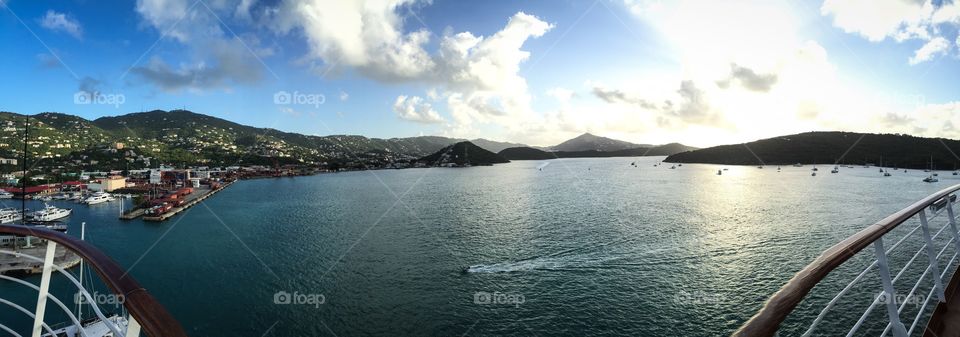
[909,37,951,65]
[590,85,658,109]
[820,0,960,64]
[132,0,266,91]
[717,63,778,92]
[821,0,931,42]
[40,10,82,39]
[273,0,434,81]
[393,95,444,124]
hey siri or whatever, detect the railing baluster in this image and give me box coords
[874,238,908,337]
[919,209,946,302]
[946,195,960,254]
[31,241,57,337]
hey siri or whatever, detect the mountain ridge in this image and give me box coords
[663,131,960,169]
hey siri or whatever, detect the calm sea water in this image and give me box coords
[1,156,959,336]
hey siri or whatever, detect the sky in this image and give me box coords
[1,0,960,148]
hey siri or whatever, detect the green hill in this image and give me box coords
[664,131,960,169]
[419,141,510,166]
[499,143,698,161]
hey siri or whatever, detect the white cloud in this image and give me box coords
[40,10,82,39]
[821,0,931,42]
[820,0,960,64]
[546,88,575,103]
[133,0,267,91]
[274,0,434,81]
[909,37,951,65]
[393,95,444,124]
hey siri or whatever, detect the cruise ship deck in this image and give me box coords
[736,184,960,337]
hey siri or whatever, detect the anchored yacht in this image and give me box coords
[0,208,23,224]
[84,192,115,205]
[29,203,72,221]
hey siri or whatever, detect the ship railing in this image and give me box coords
[735,184,960,337]
[0,224,186,337]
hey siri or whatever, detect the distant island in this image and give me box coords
[418,141,509,166]
[499,142,697,160]
[664,131,960,170]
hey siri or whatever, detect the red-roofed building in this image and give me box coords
[3,185,54,196]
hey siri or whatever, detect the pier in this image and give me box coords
[140,180,235,222]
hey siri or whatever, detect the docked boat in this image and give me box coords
[84,192,115,205]
[0,190,12,199]
[29,203,72,221]
[0,208,23,224]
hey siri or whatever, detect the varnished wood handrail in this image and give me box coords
[733,183,960,337]
[0,225,187,337]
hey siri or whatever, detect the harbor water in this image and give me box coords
[0,156,957,336]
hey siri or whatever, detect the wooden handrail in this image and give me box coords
[0,225,187,337]
[733,183,960,337]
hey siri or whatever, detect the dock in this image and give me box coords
[0,241,80,275]
[141,180,234,222]
[120,208,145,220]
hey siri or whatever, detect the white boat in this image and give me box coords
[924,175,939,183]
[0,208,22,224]
[29,203,72,221]
[830,166,839,173]
[36,195,53,201]
[0,190,12,199]
[84,192,115,205]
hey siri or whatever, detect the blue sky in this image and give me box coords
[1,0,959,147]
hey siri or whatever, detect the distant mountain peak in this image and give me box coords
[551,133,648,152]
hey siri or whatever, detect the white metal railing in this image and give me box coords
[736,185,960,337]
[0,241,132,337]
[801,200,960,337]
